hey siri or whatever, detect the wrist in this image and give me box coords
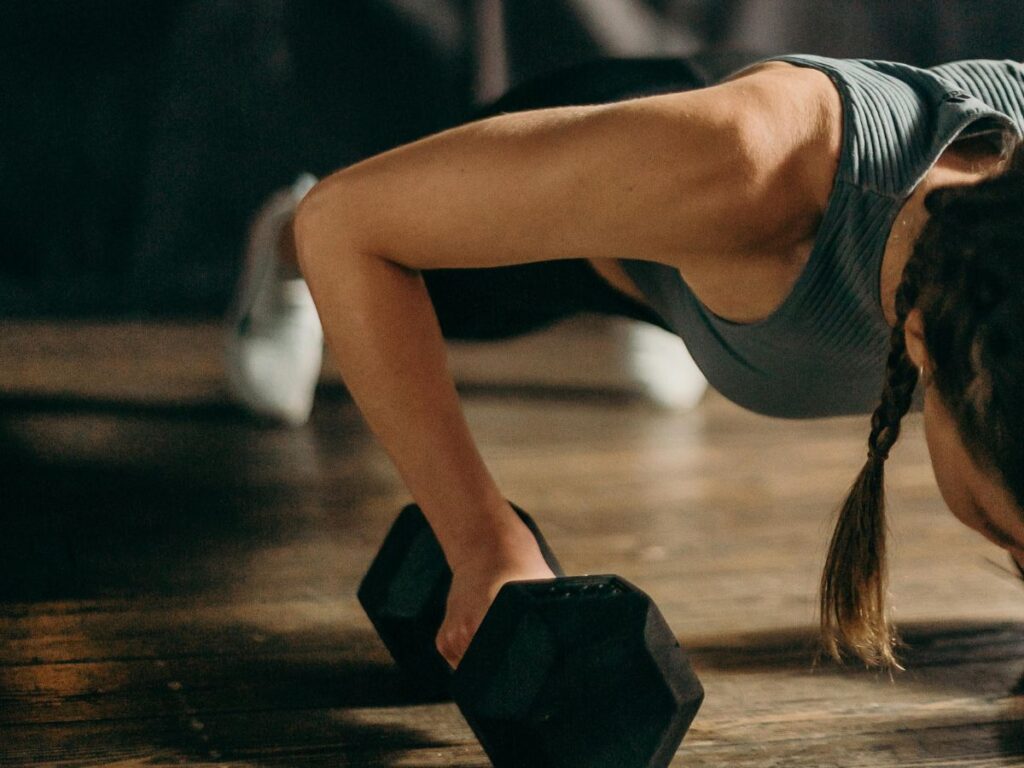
[444,501,538,571]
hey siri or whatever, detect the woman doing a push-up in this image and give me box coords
[225,53,1024,669]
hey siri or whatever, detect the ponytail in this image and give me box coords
[820,260,922,666]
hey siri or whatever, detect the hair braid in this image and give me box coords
[820,247,924,667]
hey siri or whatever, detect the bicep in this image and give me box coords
[296,81,811,272]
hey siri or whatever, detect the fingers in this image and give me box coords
[436,616,474,669]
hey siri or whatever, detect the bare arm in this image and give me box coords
[299,71,822,271]
[294,66,832,662]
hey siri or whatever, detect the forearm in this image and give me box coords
[294,185,522,565]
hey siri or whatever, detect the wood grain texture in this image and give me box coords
[2,320,1024,767]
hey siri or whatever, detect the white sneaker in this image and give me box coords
[446,316,707,410]
[622,321,707,410]
[224,174,323,426]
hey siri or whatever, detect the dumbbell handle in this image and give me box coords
[508,502,565,578]
[438,504,566,677]
[452,574,704,768]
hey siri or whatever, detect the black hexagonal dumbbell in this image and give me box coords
[359,503,704,768]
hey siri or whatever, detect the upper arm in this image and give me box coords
[295,67,835,273]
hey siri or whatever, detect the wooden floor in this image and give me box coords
[3,320,1024,767]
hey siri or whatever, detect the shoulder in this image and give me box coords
[698,59,843,227]
[598,57,839,262]
[623,61,844,321]
[543,64,843,257]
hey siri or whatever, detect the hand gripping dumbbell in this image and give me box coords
[358,503,704,768]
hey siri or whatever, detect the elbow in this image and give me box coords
[291,178,322,244]
[292,173,363,279]
[292,177,333,276]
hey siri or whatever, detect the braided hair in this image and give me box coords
[821,139,1024,667]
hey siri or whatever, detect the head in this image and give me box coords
[821,139,1024,667]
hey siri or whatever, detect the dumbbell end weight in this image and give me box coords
[452,576,704,768]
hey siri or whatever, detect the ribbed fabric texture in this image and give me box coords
[621,55,1024,418]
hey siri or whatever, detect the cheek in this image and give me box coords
[928,445,970,527]
[922,392,973,527]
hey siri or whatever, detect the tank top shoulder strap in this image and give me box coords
[765,54,1021,200]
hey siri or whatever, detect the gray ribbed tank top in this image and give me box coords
[620,55,1024,418]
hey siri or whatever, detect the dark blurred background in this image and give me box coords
[2,0,1022,318]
